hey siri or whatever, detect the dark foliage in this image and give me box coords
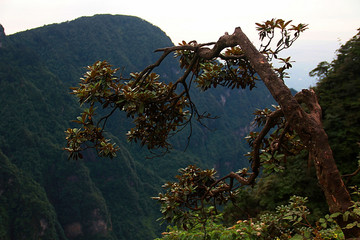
[314,29,360,180]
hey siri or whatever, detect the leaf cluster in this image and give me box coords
[321,186,360,231]
[65,60,190,158]
[152,165,233,230]
[256,18,308,59]
[256,18,308,79]
[156,196,344,240]
[196,47,258,91]
[245,106,304,175]
[176,44,258,91]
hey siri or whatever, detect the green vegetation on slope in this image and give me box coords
[0,14,276,239]
[314,29,360,178]
[0,149,67,240]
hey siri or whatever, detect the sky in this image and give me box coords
[1,0,359,90]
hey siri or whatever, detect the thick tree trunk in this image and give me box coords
[232,27,359,238]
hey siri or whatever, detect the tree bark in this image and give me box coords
[231,27,359,238]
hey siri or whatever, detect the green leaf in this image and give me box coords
[290,234,304,240]
[330,212,341,218]
[344,221,358,229]
[139,102,145,114]
[295,216,303,224]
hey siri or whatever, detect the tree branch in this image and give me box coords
[131,49,173,87]
[295,89,322,124]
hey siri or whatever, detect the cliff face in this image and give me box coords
[0,14,275,239]
[0,150,66,240]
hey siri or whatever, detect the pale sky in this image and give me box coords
[1,0,359,90]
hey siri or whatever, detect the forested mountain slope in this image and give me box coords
[314,29,360,180]
[0,14,275,239]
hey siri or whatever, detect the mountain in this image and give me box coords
[314,29,360,179]
[0,14,276,239]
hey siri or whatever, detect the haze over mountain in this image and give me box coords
[0,14,277,239]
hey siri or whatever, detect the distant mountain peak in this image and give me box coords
[0,24,5,47]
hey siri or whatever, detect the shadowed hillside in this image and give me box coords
[0,14,276,239]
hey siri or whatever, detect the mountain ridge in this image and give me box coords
[0,14,276,239]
